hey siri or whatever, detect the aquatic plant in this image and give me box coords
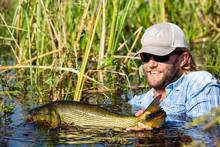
[0,97,14,127]
[188,106,220,130]
[184,106,220,146]
[0,0,219,102]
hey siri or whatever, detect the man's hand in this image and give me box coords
[126,109,153,131]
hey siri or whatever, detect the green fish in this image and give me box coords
[27,97,166,129]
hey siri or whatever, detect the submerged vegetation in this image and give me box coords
[0,0,219,102]
[189,106,220,130]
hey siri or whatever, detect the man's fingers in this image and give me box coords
[135,109,145,117]
[126,126,144,131]
[138,122,153,130]
[126,127,134,131]
[127,109,153,131]
[126,123,152,131]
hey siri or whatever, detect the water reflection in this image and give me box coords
[2,123,194,147]
[0,113,194,147]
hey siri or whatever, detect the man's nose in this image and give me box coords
[147,57,158,67]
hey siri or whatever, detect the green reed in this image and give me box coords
[0,0,219,102]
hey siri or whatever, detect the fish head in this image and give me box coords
[27,105,60,128]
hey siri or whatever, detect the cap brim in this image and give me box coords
[135,46,176,56]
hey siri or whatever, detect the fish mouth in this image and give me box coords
[26,115,34,124]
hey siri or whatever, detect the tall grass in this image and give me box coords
[0,0,219,102]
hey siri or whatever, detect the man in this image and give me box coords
[127,22,220,131]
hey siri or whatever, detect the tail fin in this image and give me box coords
[139,96,161,119]
[138,95,165,120]
[144,109,166,128]
[138,95,166,128]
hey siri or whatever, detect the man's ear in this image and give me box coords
[180,52,190,68]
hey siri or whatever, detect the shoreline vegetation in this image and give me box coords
[0,0,219,103]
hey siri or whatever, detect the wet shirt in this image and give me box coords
[129,71,220,122]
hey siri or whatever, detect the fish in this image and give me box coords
[27,96,166,129]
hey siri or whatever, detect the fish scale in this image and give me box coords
[57,107,135,127]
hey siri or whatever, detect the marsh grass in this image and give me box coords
[0,0,219,102]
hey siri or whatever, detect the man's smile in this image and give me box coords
[147,71,162,76]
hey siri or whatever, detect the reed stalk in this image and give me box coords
[74,2,102,101]
[97,0,106,83]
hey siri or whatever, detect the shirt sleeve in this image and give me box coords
[186,72,220,118]
[128,89,154,114]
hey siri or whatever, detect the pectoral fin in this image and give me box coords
[48,108,61,128]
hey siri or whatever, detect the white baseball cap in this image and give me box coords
[136,22,188,56]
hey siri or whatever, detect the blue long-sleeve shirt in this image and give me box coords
[129,71,220,122]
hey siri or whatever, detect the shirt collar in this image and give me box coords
[150,74,186,95]
[166,74,185,91]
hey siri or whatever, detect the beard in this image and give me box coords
[146,59,182,90]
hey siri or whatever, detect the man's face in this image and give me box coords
[141,53,182,89]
